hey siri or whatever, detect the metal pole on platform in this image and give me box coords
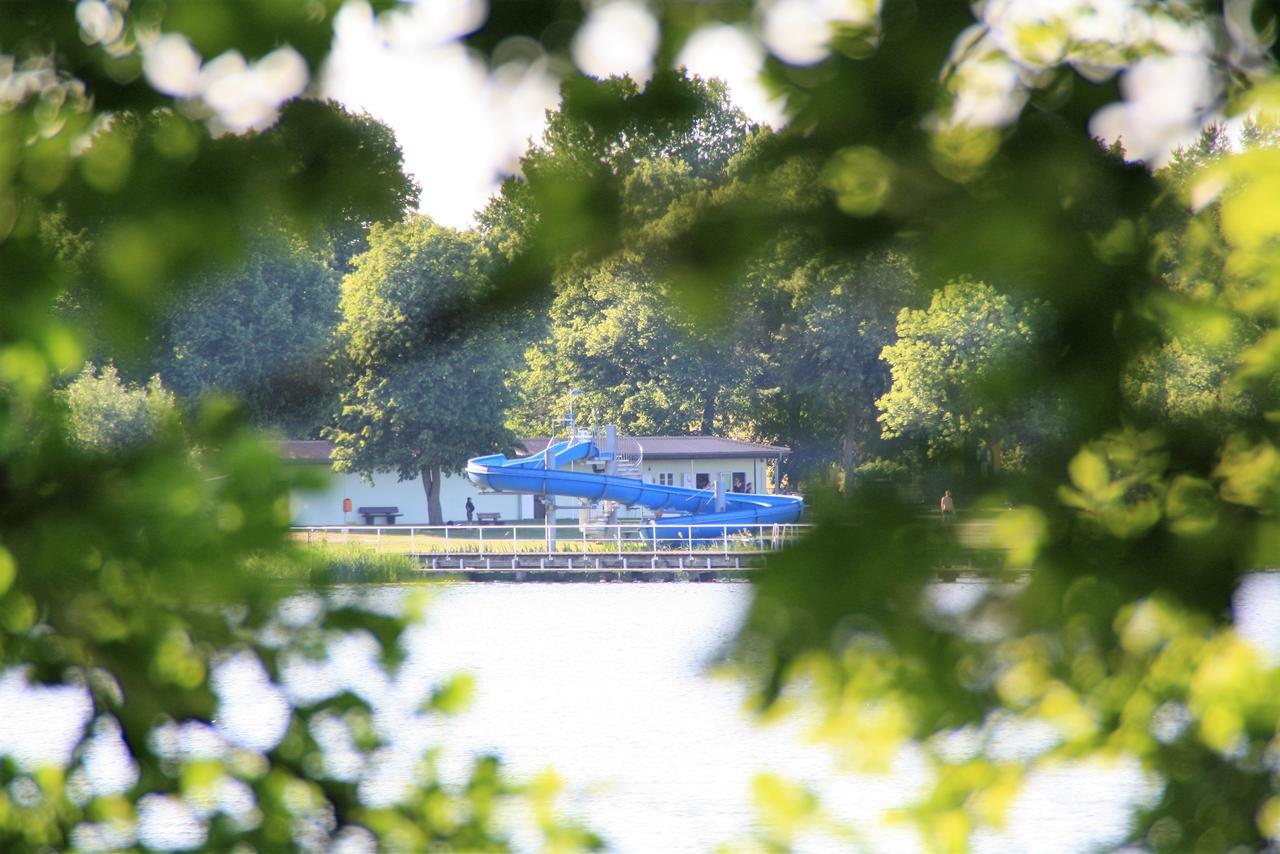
[546,501,556,553]
[544,439,557,554]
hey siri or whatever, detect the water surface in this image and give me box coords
[13,575,1280,851]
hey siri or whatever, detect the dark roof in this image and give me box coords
[279,436,790,462]
[517,436,790,460]
[277,440,335,461]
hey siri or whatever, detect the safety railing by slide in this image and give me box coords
[292,522,810,558]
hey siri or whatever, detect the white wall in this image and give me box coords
[290,463,522,526]
[638,458,765,493]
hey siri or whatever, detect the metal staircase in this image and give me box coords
[613,433,643,479]
[582,431,642,533]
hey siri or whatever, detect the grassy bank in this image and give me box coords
[249,544,420,584]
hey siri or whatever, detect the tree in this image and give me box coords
[877,279,1054,470]
[479,72,755,270]
[64,363,177,452]
[1121,126,1272,437]
[153,236,340,438]
[508,252,757,437]
[496,80,764,439]
[327,218,515,525]
[748,244,918,486]
[266,100,421,272]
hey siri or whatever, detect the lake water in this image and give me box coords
[6,576,1280,851]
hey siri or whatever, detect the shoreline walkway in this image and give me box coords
[292,519,1021,582]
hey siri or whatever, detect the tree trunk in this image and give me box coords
[421,465,443,526]
[840,408,861,489]
[699,391,716,435]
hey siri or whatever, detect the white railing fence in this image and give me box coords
[292,522,812,558]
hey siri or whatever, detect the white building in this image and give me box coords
[282,437,791,526]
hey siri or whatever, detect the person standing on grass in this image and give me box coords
[940,490,955,521]
[465,497,475,523]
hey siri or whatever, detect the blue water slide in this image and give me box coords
[465,438,804,540]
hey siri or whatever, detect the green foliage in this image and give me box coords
[750,245,918,484]
[249,544,418,584]
[481,72,755,276]
[269,101,421,272]
[508,253,755,436]
[154,235,341,438]
[327,218,516,524]
[496,76,765,438]
[0,2,574,849]
[10,0,1280,851]
[877,279,1055,464]
[63,362,176,452]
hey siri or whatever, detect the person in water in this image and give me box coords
[465,497,475,523]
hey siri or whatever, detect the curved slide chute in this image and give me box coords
[466,437,803,540]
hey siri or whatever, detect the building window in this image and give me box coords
[696,473,710,489]
[657,473,674,486]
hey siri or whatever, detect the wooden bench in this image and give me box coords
[476,512,502,525]
[357,506,402,525]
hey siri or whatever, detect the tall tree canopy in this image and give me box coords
[153,236,340,438]
[877,279,1054,466]
[508,253,757,437]
[327,218,515,525]
[480,72,755,269]
[497,76,765,439]
[748,243,918,484]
